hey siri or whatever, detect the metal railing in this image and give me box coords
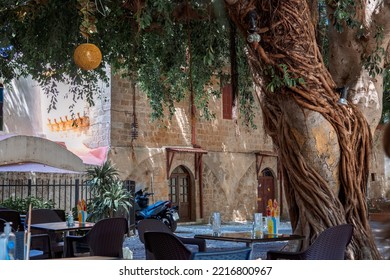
[0,179,135,214]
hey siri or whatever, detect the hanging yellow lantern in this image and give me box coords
[73,43,102,70]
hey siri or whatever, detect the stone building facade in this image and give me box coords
[0,71,283,223]
[107,75,281,223]
[2,69,390,221]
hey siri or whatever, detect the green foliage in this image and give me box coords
[317,1,329,67]
[363,26,385,77]
[381,68,390,123]
[0,0,256,127]
[0,196,55,213]
[329,0,359,32]
[86,161,132,221]
[265,64,305,93]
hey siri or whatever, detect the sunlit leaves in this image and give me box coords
[0,0,257,127]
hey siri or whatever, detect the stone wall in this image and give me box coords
[370,124,390,200]
[108,74,283,222]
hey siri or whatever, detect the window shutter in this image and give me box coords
[222,84,233,120]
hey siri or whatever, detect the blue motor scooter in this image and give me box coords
[134,189,179,232]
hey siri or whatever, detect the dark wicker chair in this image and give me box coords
[137,219,206,259]
[267,224,354,260]
[144,231,193,260]
[191,247,252,260]
[52,209,66,221]
[0,209,25,231]
[65,217,128,258]
[27,209,65,258]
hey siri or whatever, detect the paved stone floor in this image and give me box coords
[122,220,390,260]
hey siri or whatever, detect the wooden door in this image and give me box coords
[257,176,275,214]
[169,166,191,221]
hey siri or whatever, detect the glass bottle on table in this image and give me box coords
[252,213,263,238]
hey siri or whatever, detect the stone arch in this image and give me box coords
[234,161,258,222]
[202,163,229,223]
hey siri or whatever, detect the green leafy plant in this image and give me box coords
[0,1,257,127]
[265,64,305,93]
[0,196,55,213]
[363,26,385,77]
[86,161,132,221]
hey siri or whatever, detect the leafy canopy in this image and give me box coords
[0,0,255,126]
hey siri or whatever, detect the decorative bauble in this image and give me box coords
[73,43,102,70]
[383,123,390,157]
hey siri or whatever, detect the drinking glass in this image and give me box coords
[210,212,221,236]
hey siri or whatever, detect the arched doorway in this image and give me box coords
[169,165,193,222]
[257,168,275,214]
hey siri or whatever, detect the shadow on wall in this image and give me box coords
[5,77,43,135]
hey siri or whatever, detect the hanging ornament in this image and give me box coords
[73,43,102,70]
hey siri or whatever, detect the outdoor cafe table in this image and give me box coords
[30,221,95,233]
[194,232,304,248]
[30,221,95,257]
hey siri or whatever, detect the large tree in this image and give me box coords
[1,0,388,259]
[224,0,387,259]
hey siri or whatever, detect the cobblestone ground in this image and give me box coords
[123,220,390,260]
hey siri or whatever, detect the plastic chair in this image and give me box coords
[27,209,65,258]
[65,217,128,258]
[144,231,193,260]
[14,231,53,260]
[266,224,354,260]
[191,247,252,260]
[137,219,206,259]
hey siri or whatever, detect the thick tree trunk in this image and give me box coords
[327,1,390,132]
[225,0,381,259]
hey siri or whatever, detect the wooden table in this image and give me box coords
[31,221,95,258]
[194,231,304,247]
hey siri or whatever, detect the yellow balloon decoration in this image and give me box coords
[73,43,102,70]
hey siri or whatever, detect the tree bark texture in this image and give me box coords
[326,1,390,133]
[225,0,381,259]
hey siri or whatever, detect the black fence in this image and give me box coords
[0,179,135,226]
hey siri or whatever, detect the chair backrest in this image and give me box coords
[302,224,353,260]
[27,208,65,257]
[191,247,252,260]
[144,231,192,260]
[52,209,66,221]
[0,210,24,231]
[28,209,63,224]
[137,219,172,244]
[87,217,128,257]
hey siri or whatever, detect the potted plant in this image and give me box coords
[86,161,132,221]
